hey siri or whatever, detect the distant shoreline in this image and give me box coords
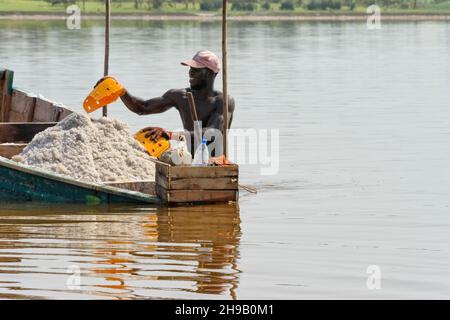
[1,12,450,21]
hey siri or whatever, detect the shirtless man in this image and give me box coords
[118,50,235,153]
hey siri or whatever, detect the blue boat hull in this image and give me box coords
[0,157,161,204]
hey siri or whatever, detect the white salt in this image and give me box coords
[12,113,155,183]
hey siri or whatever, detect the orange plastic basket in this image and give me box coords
[83,77,124,113]
[135,130,171,159]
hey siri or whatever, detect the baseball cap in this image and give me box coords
[181,50,221,74]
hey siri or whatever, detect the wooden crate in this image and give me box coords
[154,160,239,204]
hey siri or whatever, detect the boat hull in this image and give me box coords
[0,68,239,205]
[0,157,161,204]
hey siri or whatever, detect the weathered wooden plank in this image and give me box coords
[0,69,6,119]
[155,184,168,202]
[156,161,170,176]
[8,89,36,122]
[172,177,238,190]
[0,143,27,159]
[0,122,57,143]
[57,107,73,121]
[155,161,238,179]
[33,98,69,122]
[170,164,238,179]
[156,184,237,204]
[103,180,156,196]
[0,70,14,122]
[32,98,58,122]
[157,171,237,190]
[0,69,4,122]
[155,170,169,189]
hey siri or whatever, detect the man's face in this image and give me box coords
[189,67,208,90]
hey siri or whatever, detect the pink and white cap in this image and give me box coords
[181,50,221,74]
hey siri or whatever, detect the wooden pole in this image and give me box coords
[187,92,199,122]
[0,69,14,122]
[222,0,228,158]
[103,0,110,117]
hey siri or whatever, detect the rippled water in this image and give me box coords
[0,203,241,299]
[1,19,450,299]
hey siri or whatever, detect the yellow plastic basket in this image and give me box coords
[135,130,171,159]
[83,77,124,113]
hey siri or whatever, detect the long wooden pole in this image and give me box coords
[187,92,199,122]
[222,0,228,158]
[103,0,110,117]
[0,70,14,123]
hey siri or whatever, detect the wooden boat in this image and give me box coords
[0,68,239,205]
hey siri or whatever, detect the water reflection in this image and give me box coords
[0,203,241,299]
[156,205,241,298]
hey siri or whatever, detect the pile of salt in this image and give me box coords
[13,113,155,183]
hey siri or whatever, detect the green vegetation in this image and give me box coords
[0,0,449,14]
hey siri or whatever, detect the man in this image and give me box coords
[118,50,235,153]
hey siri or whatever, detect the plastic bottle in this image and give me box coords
[193,121,203,150]
[192,138,210,166]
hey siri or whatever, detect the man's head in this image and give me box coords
[181,50,220,90]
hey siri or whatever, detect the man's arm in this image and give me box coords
[206,96,235,131]
[120,89,179,115]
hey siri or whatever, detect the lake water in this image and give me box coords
[1,19,450,299]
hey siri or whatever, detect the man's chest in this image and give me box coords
[177,96,218,124]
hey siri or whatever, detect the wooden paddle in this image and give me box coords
[187,92,198,122]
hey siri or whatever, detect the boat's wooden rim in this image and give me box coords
[0,156,161,204]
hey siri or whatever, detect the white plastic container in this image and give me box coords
[192,138,210,166]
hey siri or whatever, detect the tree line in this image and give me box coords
[43,0,449,11]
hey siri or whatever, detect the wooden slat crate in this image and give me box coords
[154,160,239,204]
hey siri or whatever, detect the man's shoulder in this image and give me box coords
[163,88,187,98]
[213,90,234,101]
[213,91,235,110]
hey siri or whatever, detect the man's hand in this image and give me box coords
[94,76,115,88]
[94,76,126,96]
[94,76,107,88]
[142,127,172,142]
